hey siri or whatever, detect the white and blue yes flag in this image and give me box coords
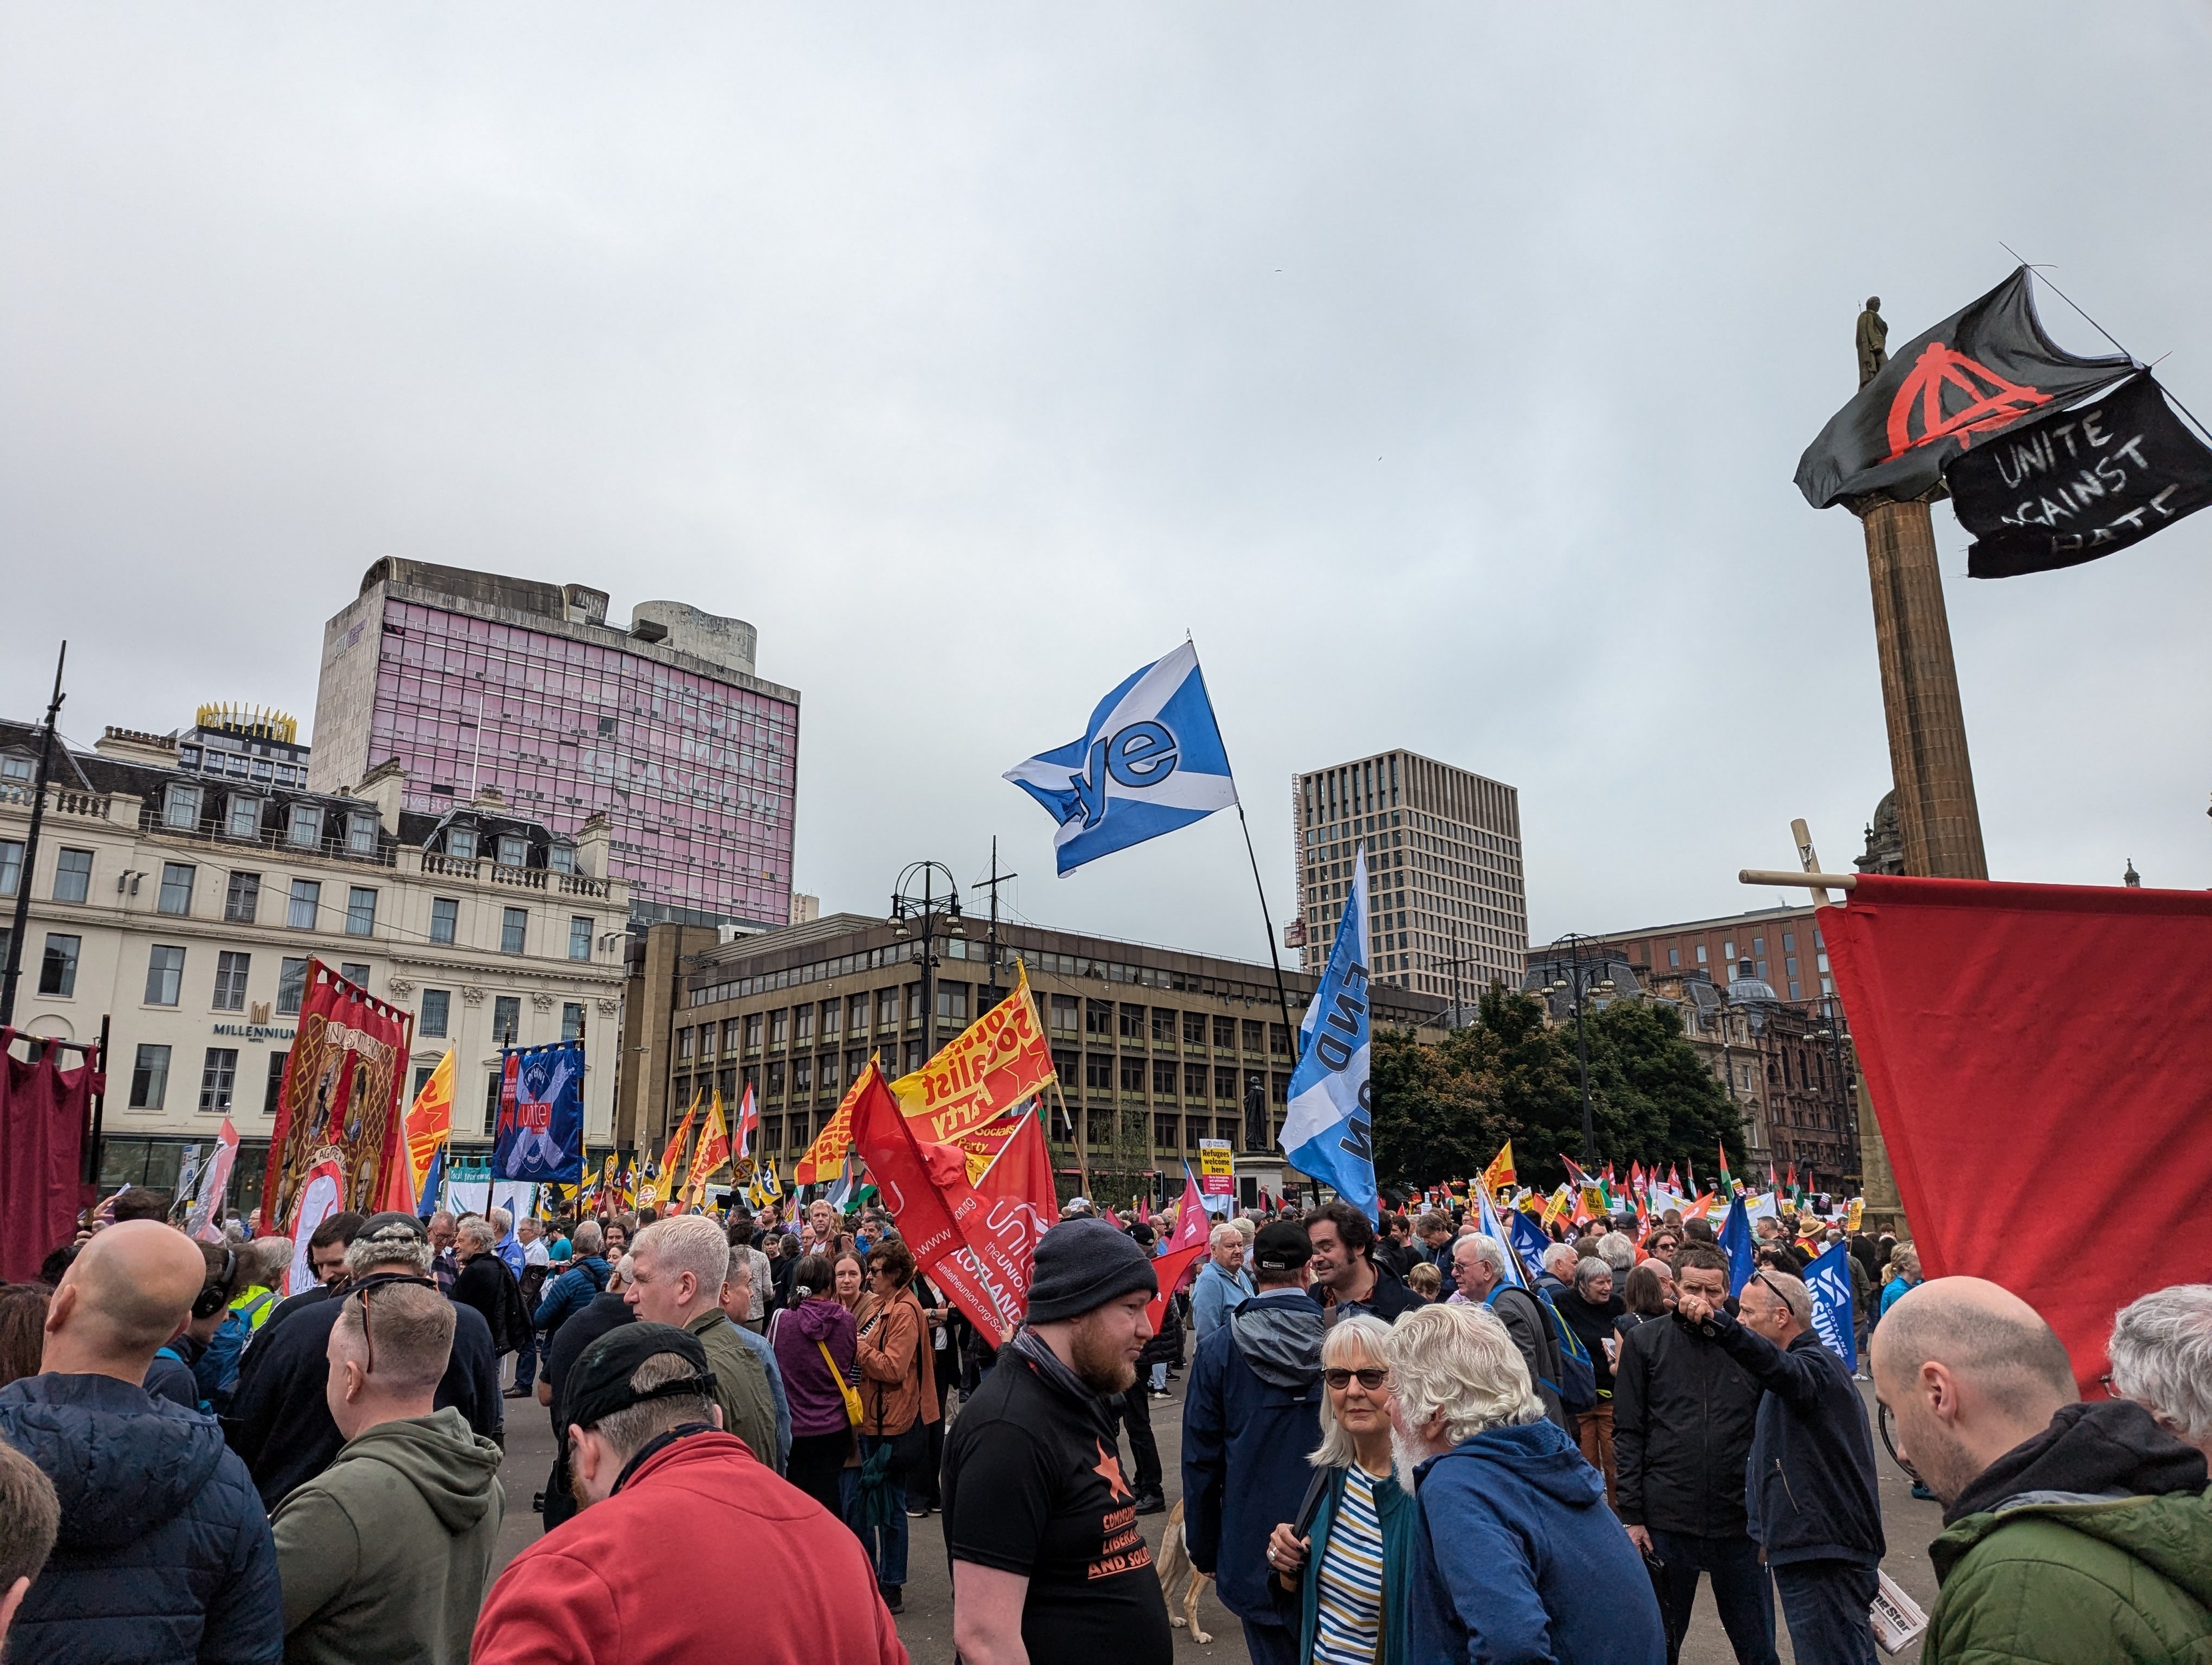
[1477,1187,1530,1289]
[1280,845,1378,1220]
[1803,1242,1858,1372]
[1005,642,1239,875]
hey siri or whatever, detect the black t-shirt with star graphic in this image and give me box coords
[942,1345,1172,1664]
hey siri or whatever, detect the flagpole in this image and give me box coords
[1049,1078,1090,1202]
[1231,798,1301,1079]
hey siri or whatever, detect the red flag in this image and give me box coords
[1135,1190,1150,1226]
[1165,1167,1211,1255]
[1146,1245,1208,1337]
[1825,874,2212,1392]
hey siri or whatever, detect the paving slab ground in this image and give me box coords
[493,1364,1940,1665]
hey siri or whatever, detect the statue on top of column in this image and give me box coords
[1855,296,1889,389]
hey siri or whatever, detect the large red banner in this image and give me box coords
[261,959,414,1230]
[1822,874,2212,1391]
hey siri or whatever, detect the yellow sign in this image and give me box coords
[891,966,1057,1143]
[1198,1143,1234,1179]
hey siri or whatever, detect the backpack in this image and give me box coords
[156,1346,213,1416]
[1487,1284,1599,1415]
[195,1304,261,1414]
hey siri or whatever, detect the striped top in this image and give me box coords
[1312,1464,1388,1665]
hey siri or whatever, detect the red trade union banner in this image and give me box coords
[262,959,414,1230]
[891,968,1056,1144]
[1821,875,2212,1392]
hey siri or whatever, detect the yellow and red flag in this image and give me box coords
[651,1095,699,1212]
[797,1059,872,1185]
[381,1047,454,1215]
[1482,1141,1516,1197]
[682,1091,732,1211]
[891,965,1056,1144]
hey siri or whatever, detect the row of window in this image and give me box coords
[674,995,1292,1063]
[1,839,595,961]
[159,783,381,854]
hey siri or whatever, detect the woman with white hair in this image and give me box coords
[1386,1304,1664,1664]
[2107,1283,2212,1462]
[1262,1315,1418,1665]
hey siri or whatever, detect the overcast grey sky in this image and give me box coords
[5,4,2210,965]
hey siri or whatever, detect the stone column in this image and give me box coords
[1859,499,1989,881]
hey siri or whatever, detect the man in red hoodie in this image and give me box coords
[471,1323,906,1665]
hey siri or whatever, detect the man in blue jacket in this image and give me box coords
[532,1219,612,1337]
[1190,1223,1256,1342]
[1182,1220,1324,1665]
[1388,1302,1665,1664]
[1678,1271,1884,1664]
[0,1221,282,1664]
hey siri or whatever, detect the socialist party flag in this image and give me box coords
[1004,640,1238,875]
[1280,842,1376,1220]
[1796,268,2131,510]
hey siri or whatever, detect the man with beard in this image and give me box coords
[1875,1278,2212,1664]
[944,1218,1170,1665]
[1183,1220,1327,1665]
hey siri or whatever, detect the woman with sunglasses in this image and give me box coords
[1263,1314,1418,1665]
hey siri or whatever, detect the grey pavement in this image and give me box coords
[492,1358,1942,1665]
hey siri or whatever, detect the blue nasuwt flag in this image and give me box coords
[1476,1187,1529,1289]
[1280,845,1377,1220]
[1004,641,1240,875]
[491,1041,586,1184]
[1507,1205,1554,1288]
[1718,1191,1756,1297]
[1804,1242,1859,1372]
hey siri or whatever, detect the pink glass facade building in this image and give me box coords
[309,560,798,928]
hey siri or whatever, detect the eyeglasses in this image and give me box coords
[357,1286,378,1378]
[1322,1367,1389,1391]
[1875,1400,1922,1484]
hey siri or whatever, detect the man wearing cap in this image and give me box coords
[224,1211,503,1510]
[473,1324,906,1665]
[1182,1219,1326,1665]
[944,1217,1172,1665]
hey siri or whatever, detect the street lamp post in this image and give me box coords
[890,861,964,1073]
[1544,933,1612,1168]
[1810,995,1855,1193]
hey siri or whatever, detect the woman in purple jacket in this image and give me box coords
[771,1253,858,1511]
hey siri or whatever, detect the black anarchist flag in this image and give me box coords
[1945,373,2212,578]
[1795,268,2132,511]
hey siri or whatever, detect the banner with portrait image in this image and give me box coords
[261,959,413,1230]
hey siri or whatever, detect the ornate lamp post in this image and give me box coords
[889,861,964,1071]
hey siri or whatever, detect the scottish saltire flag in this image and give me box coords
[1804,1243,1858,1372]
[1280,845,1377,1219]
[492,1041,585,1184]
[1004,641,1239,875]
[1475,1186,1529,1288]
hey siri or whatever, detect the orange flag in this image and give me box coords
[650,1095,699,1212]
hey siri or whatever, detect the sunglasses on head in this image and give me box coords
[1322,1367,1389,1391]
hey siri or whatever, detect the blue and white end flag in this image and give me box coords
[1280,845,1377,1219]
[1803,1242,1858,1373]
[1476,1186,1530,1289]
[1004,641,1239,875]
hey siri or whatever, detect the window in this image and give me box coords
[936,983,968,1022]
[153,861,195,916]
[770,1009,788,1045]
[766,1060,786,1099]
[277,957,308,1015]
[549,843,575,873]
[1118,1003,1144,1039]
[39,933,80,996]
[1086,1053,1112,1092]
[1782,933,1796,951]
[144,945,185,1006]
[1752,937,1765,954]
[1152,1058,1178,1095]
[492,996,521,1045]
[483,1071,502,1137]
[1215,1065,1238,1101]
[224,870,261,923]
[568,916,592,961]
[1086,999,1113,1037]
[430,897,459,945]
[495,833,527,867]
[1154,1114,1180,1150]
[500,907,527,955]
[345,886,377,935]
[341,814,375,855]
[1242,1019,1264,1053]
[1050,995,1079,1035]
[876,989,898,1029]
[1214,1016,1235,1049]
[449,825,479,861]
[163,784,203,830]
[1722,940,1736,961]
[1184,1011,1206,1045]
[820,999,840,1038]
[340,961,371,988]
[848,995,869,1033]
[1151,1009,1176,1045]
[53,848,92,903]
[129,1045,171,1111]
[794,1056,813,1095]
[1186,1062,1208,1097]
[213,951,251,1011]
[1668,947,1680,967]
[287,879,321,929]
[795,1004,814,1043]
[200,1048,238,1114]
[678,1026,696,1061]
[905,983,924,1021]
[287,804,323,848]
[562,1001,584,1042]
[1120,1056,1145,1094]
[227,796,263,838]
[0,839,19,897]
[263,1053,287,1116]
[744,1013,762,1051]
[0,756,27,782]
[412,1063,435,1099]
[1695,943,1709,963]
[421,988,451,1038]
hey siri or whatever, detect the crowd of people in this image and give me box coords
[0,1181,2207,1664]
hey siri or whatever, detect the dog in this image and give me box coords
[1152,1496,1213,1644]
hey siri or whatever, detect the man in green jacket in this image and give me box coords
[626,1216,782,1470]
[1873,1277,2212,1664]
[273,1281,506,1664]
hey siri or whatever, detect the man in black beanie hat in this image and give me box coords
[1182,1218,1326,1665]
[943,1217,1172,1665]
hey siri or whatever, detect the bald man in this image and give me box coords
[0,1222,283,1662]
[1873,1277,2212,1664]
